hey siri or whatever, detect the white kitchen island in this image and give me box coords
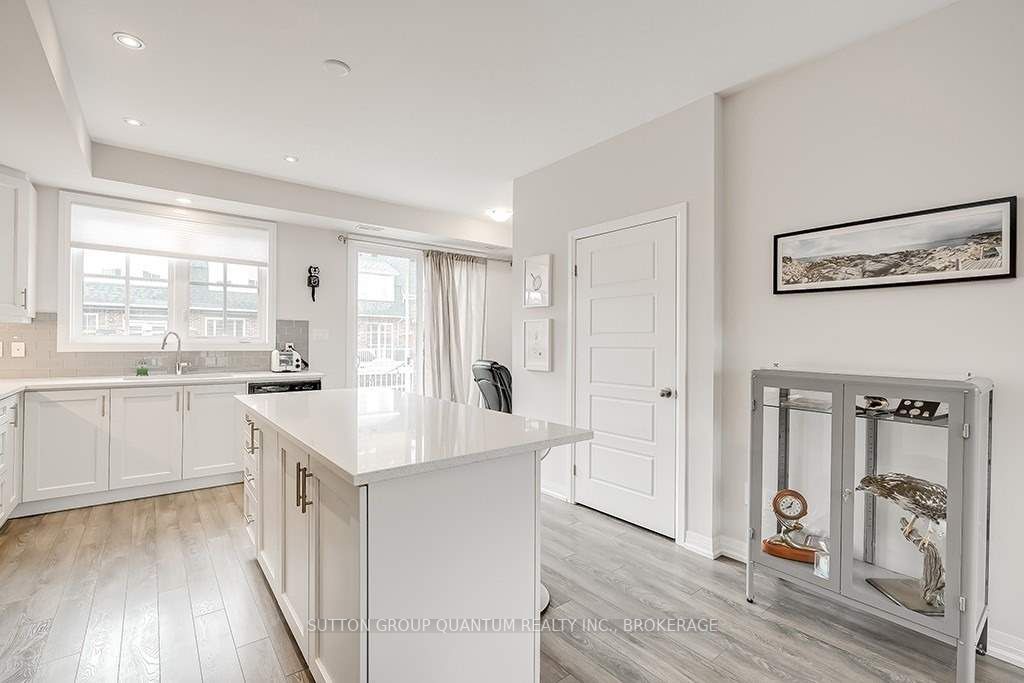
[236,388,591,683]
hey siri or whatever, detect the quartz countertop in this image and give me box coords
[0,370,324,401]
[237,388,592,485]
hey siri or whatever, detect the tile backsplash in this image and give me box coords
[0,313,309,379]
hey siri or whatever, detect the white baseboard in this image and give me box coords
[989,629,1024,669]
[13,472,243,517]
[540,487,570,502]
[715,535,748,562]
[678,530,715,559]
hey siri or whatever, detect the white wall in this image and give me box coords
[721,0,1024,658]
[483,259,514,368]
[275,223,348,388]
[512,95,722,550]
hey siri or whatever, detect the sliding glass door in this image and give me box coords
[347,243,423,392]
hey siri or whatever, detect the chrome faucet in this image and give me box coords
[160,331,189,375]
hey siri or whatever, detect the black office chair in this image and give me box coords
[472,360,513,414]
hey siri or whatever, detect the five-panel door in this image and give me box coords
[573,217,678,537]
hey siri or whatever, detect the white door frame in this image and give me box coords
[346,240,425,390]
[567,203,688,539]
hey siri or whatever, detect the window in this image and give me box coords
[59,192,276,351]
[348,245,422,392]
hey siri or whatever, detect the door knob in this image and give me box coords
[659,388,674,398]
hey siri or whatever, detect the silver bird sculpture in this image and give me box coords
[857,472,947,547]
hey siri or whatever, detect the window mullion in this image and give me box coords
[123,256,131,336]
[172,259,188,343]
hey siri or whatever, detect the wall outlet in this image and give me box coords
[10,341,25,358]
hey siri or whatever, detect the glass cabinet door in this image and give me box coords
[751,375,842,592]
[841,384,964,637]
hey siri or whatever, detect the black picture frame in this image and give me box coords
[773,196,1017,295]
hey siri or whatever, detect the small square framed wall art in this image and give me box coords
[523,254,552,307]
[523,318,552,372]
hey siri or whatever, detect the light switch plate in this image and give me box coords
[10,341,25,358]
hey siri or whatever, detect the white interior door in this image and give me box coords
[573,217,678,537]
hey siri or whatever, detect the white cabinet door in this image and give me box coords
[23,390,110,502]
[307,463,363,683]
[182,383,246,479]
[0,168,36,322]
[109,386,183,489]
[0,397,22,516]
[256,419,282,590]
[279,434,310,651]
[0,401,11,526]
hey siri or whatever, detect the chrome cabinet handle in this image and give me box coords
[659,387,674,398]
[20,289,27,309]
[9,405,17,429]
[100,394,106,417]
[244,467,255,484]
[295,459,303,508]
[248,421,257,454]
[301,468,313,513]
[245,514,255,525]
[176,392,180,412]
[842,488,853,501]
[187,391,191,411]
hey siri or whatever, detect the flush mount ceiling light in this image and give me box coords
[323,59,352,77]
[123,117,145,127]
[113,32,145,50]
[174,197,192,205]
[486,208,513,222]
[283,155,299,163]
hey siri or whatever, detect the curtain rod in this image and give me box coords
[338,233,513,264]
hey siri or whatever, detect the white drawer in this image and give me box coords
[243,483,257,545]
[243,451,258,495]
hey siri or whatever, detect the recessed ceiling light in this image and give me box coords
[123,117,145,127]
[175,197,192,205]
[283,155,299,163]
[486,208,513,222]
[323,59,352,77]
[113,32,145,50]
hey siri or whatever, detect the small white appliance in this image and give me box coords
[271,343,304,372]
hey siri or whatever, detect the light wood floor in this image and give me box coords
[0,485,1020,682]
[538,495,1023,683]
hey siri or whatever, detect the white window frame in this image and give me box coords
[346,241,423,390]
[58,191,277,352]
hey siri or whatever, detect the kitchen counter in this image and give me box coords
[237,387,590,485]
[238,387,591,682]
[0,370,323,401]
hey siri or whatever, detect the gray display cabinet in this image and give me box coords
[747,369,992,683]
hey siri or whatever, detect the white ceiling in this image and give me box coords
[49,0,953,220]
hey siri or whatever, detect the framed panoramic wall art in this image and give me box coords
[774,196,1016,294]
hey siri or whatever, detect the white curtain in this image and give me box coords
[423,250,487,404]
